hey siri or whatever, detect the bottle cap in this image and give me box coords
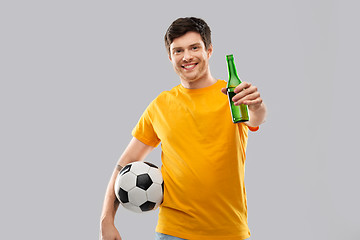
[226,54,234,60]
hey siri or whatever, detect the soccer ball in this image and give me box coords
[114,161,164,213]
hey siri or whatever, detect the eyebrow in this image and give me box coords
[171,46,182,52]
[189,43,201,48]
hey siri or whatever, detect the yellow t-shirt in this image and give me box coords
[132,80,258,240]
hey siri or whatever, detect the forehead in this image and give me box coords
[170,31,204,49]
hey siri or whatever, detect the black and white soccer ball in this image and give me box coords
[114,161,164,213]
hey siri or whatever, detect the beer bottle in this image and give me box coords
[226,54,249,123]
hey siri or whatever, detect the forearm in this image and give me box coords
[100,166,121,225]
[247,102,267,127]
[100,137,155,224]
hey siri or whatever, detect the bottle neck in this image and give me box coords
[226,55,241,84]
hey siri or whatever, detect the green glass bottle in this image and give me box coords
[226,54,249,123]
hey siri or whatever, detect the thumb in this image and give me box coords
[221,87,227,95]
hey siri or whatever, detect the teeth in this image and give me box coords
[183,64,196,69]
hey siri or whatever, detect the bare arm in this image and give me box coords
[100,137,155,240]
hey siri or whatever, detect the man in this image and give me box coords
[100,17,267,240]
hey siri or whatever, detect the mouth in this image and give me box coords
[182,63,198,71]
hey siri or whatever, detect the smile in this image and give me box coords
[182,63,198,70]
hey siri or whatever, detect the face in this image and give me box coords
[169,31,213,86]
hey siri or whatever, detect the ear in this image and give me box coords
[168,53,172,61]
[207,44,213,58]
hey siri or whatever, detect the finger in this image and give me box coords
[234,82,251,93]
[234,91,261,105]
[244,98,263,108]
[239,97,262,107]
[221,87,227,95]
[232,85,258,102]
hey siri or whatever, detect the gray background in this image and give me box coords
[1,0,359,239]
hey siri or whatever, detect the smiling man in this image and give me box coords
[100,17,267,240]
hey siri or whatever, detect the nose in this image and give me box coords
[182,50,193,62]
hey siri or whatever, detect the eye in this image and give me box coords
[192,46,199,50]
[173,49,183,55]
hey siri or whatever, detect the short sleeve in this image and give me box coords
[131,101,161,148]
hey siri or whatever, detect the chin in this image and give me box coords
[182,72,201,81]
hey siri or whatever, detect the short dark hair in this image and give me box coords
[164,17,212,55]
